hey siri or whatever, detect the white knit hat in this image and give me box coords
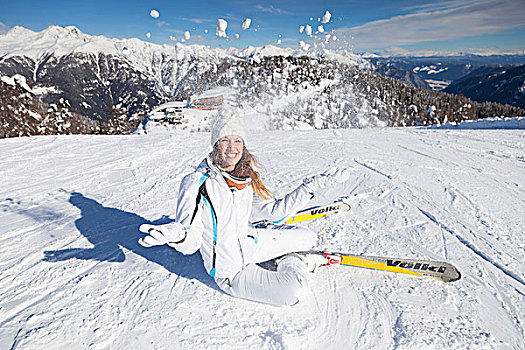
[210,106,247,146]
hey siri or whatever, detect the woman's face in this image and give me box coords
[216,135,244,171]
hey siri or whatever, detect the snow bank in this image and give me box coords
[430,116,525,129]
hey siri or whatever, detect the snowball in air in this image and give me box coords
[242,18,251,30]
[235,33,240,39]
[318,25,325,33]
[305,25,312,36]
[299,25,304,33]
[150,10,160,19]
[184,31,190,40]
[146,32,151,38]
[321,11,331,23]
[299,41,310,50]
[216,19,228,37]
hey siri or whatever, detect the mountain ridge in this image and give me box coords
[1,25,523,138]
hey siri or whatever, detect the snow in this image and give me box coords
[413,66,449,75]
[321,11,332,24]
[149,10,160,19]
[216,19,228,38]
[184,31,190,41]
[0,25,367,74]
[431,116,525,129]
[242,19,251,30]
[305,25,313,36]
[0,119,524,349]
[1,74,32,93]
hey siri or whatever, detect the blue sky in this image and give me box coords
[1,0,524,55]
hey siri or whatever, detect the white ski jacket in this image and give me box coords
[172,156,314,280]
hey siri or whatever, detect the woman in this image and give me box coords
[139,106,350,306]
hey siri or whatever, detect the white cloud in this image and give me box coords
[381,46,525,57]
[255,4,289,15]
[334,0,525,49]
[181,17,211,24]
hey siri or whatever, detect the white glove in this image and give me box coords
[138,222,186,247]
[303,167,352,192]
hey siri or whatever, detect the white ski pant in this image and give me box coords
[215,225,317,306]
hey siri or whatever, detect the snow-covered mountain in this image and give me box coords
[0,120,524,348]
[370,55,525,92]
[0,25,524,137]
[0,74,132,138]
[444,65,525,108]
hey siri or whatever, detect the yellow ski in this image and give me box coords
[252,201,351,228]
[285,202,351,225]
[310,251,462,282]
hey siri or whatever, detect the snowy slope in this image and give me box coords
[0,123,524,349]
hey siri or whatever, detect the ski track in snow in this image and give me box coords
[0,127,524,349]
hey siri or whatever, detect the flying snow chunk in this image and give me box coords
[242,18,251,30]
[150,10,160,19]
[146,32,151,38]
[277,39,282,44]
[318,25,325,33]
[299,41,310,50]
[204,29,208,34]
[184,31,190,40]
[305,24,312,36]
[299,25,304,33]
[321,10,331,23]
[235,33,240,39]
[216,19,228,37]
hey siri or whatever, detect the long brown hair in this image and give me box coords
[212,145,272,200]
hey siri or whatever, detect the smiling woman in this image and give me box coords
[215,135,244,171]
[138,104,352,306]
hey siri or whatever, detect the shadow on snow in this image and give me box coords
[43,192,219,291]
